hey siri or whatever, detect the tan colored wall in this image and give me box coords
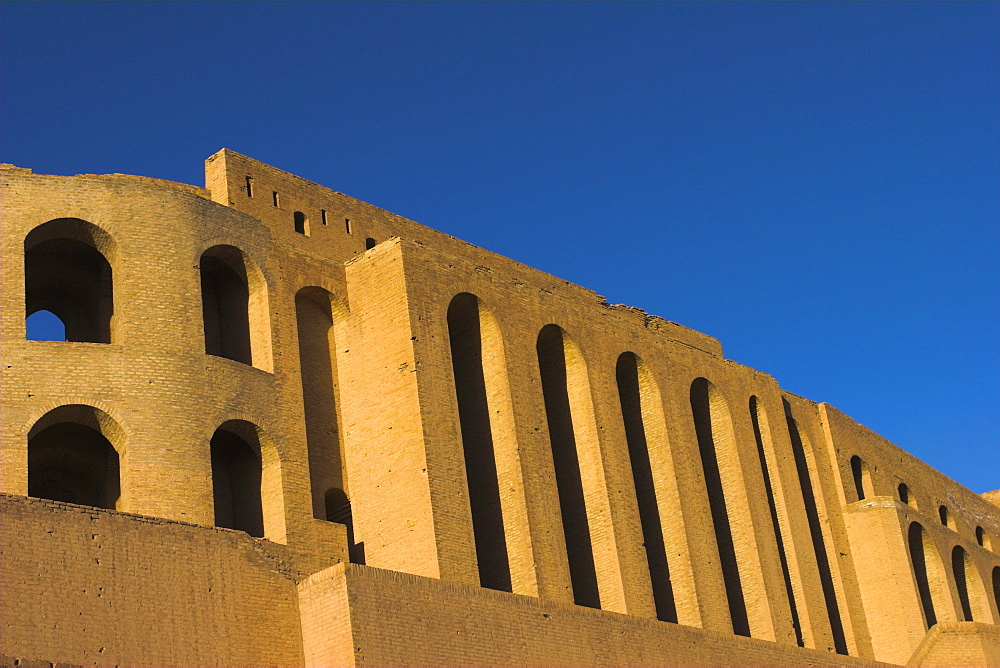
[301,563,891,666]
[0,494,304,665]
[1,154,997,666]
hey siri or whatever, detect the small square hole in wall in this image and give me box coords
[272,191,280,207]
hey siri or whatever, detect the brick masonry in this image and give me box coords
[0,152,997,665]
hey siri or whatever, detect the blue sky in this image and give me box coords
[3,2,997,492]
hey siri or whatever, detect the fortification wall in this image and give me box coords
[1,155,997,665]
[0,494,304,665]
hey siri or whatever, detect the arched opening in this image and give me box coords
[200,245,272,370]
[908,522,937,628]
[750,396,802,646]
[325,487,363,564]
[616,352,676,622]
[296,288,345,515]
[448,293,511,592]
[26,310,67,341]
[849,455,871,502]
[24,218,117,343]
[898,483,912,507]
[952,545,974,621]
[785,398,848,654]
[993,567,1000,619]
[975,526,989,549]
[364,237,376,250]
[537,324,600,609]
[690,378,749,637]
[938,505,950,528]
[293,211,308,235]
[28,404,123,510]
[210,426,264,537]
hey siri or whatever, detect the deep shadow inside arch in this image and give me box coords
[211,428,264,538]
[325,488,364,564]
[616,352,676,622]
[537,324,600,609]
[690,378,749,637]
[25,234,114,343]
[908,522,937,628]
[200,252,252,365]
[29,422,120,509]
[448,293,512,592]
[750,396,803,646]
[785,399,848,654]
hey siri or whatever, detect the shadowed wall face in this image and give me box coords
[750,396,802,647]
[616,352,676,622]
[448,293,511,592]
[537,325,600,609]
[690,377,749,637]
[784,399,848,654]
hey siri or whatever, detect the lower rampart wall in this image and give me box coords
[0,494,304,665]
[302,563,892,666]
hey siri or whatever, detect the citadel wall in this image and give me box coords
[0,152,997,665]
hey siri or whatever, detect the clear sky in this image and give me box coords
[2,2,997,492]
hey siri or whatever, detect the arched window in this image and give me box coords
[209,420,286,542]
[938,505,950,528]
[993,567,1000,620]
[24,218,117,343]
[210,426,264,537]
[537,324,600,609]
[293,211,308,235]
[199,245,272,370]
[448,293,512,592]
[616,352,676,622]
[898,483,912,507]
[849,455,872,501]
[365,237,377,250]
[975,526,989,549]
[28,404,124,510]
